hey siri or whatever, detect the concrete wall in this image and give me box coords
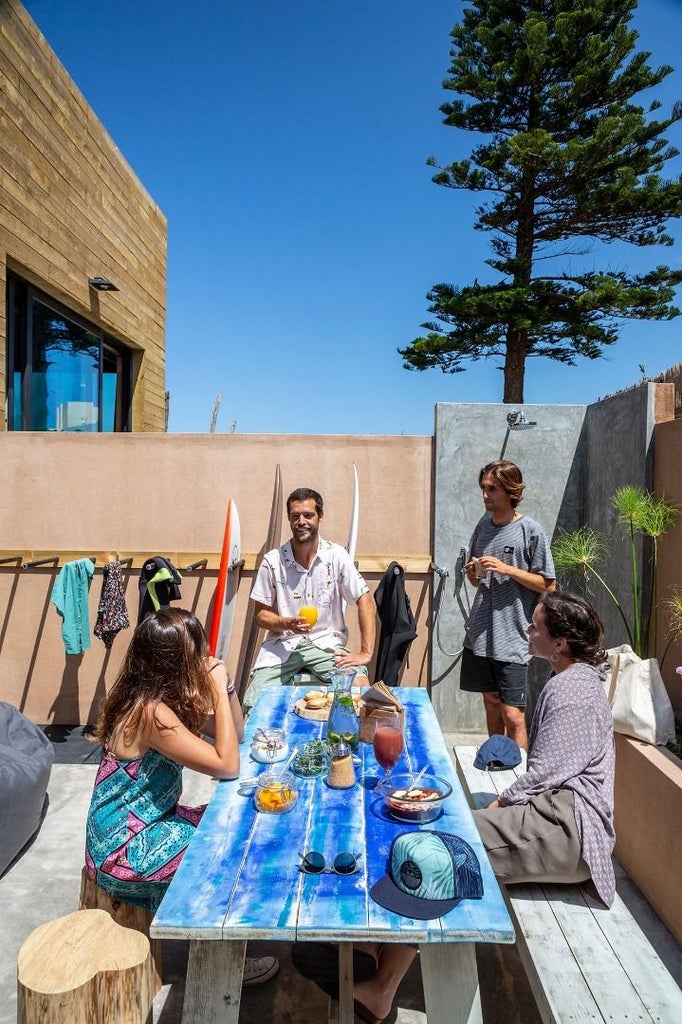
[581,384,674,651]
[430,385,677,734]
[431,403,587,732]
[1,385,677,731]
[0,432,432,723]
[0,0,167,430]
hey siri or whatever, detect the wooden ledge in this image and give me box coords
[0,550,434,574]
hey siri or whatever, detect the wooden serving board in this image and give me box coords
[293,698,331,721]
[293,696,365,722]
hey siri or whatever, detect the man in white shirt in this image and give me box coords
[242,487,376,711]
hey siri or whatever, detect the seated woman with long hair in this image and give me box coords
[473,590,616,906]
[85,608,279,986]
[86,608,242,908]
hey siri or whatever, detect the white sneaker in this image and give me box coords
[242,955,280,986]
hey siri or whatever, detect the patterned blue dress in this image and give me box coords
[85,747,205,910]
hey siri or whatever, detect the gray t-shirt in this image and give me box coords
[465,514,555,664]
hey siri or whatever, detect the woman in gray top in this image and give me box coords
[474,591,616,906]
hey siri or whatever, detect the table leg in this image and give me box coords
[330,942,354,1024]
[181,939,246,1024]
[420,943,482,1024]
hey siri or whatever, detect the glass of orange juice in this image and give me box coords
[298,604,318,628]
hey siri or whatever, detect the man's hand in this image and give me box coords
[285,615,314,634]
[464,559,480,585]
[254,602,314,634]
[476,555,508,576]
[332,649,372,668]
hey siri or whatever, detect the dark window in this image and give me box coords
[6,273,131,431]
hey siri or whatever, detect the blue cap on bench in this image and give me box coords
[370,830,483,919]
[474,735,522,771]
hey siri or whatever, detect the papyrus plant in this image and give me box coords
[552,487,679,662]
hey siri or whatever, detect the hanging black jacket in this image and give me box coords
[137,556,182,624]
[373,561,417,685]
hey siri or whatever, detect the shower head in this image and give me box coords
[506,410,537,431]
[500,411,538,458]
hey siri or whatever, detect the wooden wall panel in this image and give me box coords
[0,0,167,431]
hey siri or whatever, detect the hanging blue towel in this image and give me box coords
[50,558,95,654]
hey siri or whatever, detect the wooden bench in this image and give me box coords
[455,745,682,1024]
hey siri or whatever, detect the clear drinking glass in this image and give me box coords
[372,713,404,781]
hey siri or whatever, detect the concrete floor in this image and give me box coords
[2,728,541,1024]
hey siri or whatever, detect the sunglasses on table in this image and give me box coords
[298,851,362,875]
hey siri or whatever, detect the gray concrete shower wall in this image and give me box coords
[431,403,587,733]
[581,385,659,652]
[430,385,666,735]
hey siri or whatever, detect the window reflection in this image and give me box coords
[6,273,131,432]
[31,301,100,431]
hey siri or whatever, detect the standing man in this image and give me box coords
[462,461,555,749]
[242,487,375,711]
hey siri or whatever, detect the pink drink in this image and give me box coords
[373,725,404,771]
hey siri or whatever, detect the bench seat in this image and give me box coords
[455,745,682,1024]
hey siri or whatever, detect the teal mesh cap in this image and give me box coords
[370,831,483,919]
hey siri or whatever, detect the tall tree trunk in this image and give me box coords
[503,330,526,402]
[504,159,535,404]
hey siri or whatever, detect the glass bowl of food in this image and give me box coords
[377,772,452,823]
[292,740,330,778]
[254,771,298,814]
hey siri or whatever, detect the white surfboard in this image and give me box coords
[346,463,360,562]
[342,464,360,615]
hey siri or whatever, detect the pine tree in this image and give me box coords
[399,0,682,402]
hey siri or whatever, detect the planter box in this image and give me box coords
[614,734,682,945]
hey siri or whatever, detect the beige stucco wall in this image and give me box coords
[0,0,167,430]
[654,417,682,714]
[0,432,433,722]
[614,735,682,946]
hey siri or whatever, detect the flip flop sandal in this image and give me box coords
[354,998,387,1024]
[290,941,377,1001]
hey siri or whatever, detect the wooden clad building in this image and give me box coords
[0,0,167,432]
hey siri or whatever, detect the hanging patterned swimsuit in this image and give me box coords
[85,742,206,911]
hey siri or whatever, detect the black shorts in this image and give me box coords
[459,646,527,708]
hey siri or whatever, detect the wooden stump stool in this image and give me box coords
[17,909,155,1024]
[79,867,163,990]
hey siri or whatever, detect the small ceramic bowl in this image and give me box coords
[377,772,452,823]
[254,771,298,814]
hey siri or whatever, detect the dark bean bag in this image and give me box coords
[0,702,54,875]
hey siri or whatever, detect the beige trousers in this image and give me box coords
[473,788,591,886]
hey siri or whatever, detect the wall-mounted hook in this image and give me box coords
[186,558,208,572]
[23,556,59,570]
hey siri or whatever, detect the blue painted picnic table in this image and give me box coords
[151,686,514,1023]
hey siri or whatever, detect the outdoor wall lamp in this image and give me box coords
[88,276,119,292]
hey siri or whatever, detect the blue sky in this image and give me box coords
[23,0,682,435]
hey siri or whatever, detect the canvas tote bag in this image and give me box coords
[605,644,676,746]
